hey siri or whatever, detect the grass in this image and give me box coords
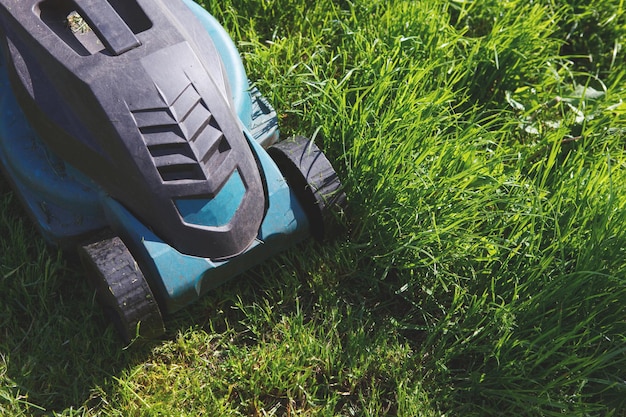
[2,0,626,415]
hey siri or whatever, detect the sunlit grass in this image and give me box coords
[2,0,626,415]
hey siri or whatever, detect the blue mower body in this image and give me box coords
[0,0,343,341]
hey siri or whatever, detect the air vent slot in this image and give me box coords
[130,77,236,186]
[157,164,204,182]
[147,143,204,182]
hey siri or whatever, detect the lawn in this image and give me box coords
[2,0,626,415]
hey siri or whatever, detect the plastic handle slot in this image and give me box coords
[74,0,140,55]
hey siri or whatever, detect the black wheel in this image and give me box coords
[268,136,346,240]
[78,233,165,343]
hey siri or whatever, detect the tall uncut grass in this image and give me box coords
[1,0,626,415]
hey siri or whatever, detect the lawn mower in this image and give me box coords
[0,0,344,342]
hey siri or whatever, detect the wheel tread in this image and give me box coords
[80,235,165,342]
[268,136,346,239]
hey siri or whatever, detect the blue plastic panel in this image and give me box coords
[103,133,310,312]
[0,1,278,244]
[0,54,107,243]
[175,169,245,228]
[0,0,304,311]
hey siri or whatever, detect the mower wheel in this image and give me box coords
[268,136,346,239]
[79,234,165,343]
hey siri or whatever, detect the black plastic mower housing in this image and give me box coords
[0,0,266,260]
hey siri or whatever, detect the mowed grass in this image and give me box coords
[2,0,626,415]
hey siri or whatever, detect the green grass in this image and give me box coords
[2,0,626,415]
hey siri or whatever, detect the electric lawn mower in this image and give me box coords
[0,0,344,342]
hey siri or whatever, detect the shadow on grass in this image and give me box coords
[0,178,162,414]
[0,175,335,414]
[1,170,424,415]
